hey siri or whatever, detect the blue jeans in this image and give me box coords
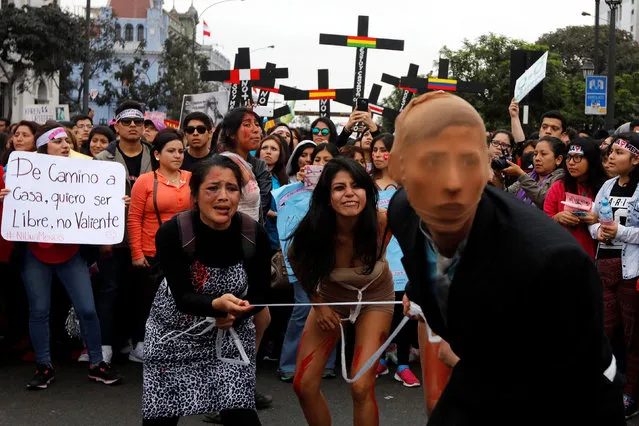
[279,281,336,374]
[22,249,103,365]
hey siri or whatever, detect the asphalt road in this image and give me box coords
[0,358,429,426]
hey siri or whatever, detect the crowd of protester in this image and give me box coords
[2,96,639,423]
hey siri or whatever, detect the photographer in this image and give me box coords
[488,130,515,189]
[505,136,566,208]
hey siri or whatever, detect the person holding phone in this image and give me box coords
[337,102,380,148]
[543,138,606,259]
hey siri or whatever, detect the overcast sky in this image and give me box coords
[60,0,597,119]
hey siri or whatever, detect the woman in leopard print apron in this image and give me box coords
[142,156,271,426]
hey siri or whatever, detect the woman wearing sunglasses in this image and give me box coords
[310,117,337,145]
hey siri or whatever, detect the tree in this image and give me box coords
[59,16,123,114]
[290,115,310,129]
[0,4,88,120]
[93,42,163,112]
[156,33,211,120]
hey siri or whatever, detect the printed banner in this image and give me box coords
[23,104,70,124]
[1,151,126,245]
[179,92,229,127]
[378,189,408,292]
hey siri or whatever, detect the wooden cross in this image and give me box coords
[381,63,419,112]
[278,69,353,119]
[399,59,488,95]
[319,15,404,104]
[367,83,399,121]
[251,62,292,120]
[200,48,288,109]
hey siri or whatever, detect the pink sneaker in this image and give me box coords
[394,368,421,387]
[376,360,389,377]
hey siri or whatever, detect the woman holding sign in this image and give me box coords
[0,123,121,390]
[127,129,192,363]
[143,155,270,426]
[288,157,393,426]
[543,138,606,259]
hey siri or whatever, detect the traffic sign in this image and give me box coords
[585,76,607,116]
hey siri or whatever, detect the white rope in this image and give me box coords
[158,300,424,379]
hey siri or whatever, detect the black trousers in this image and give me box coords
[142,409,261,426]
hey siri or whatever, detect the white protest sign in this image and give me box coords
[514,51,549,103]
[23,104,70,124]
[1,151,126,245]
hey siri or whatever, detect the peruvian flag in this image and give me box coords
[203,21,211,37]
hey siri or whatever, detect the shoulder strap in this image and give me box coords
[238,212,257,265]
[153,171,162,226]
[176,211,196,259]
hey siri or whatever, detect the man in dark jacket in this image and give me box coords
[387,91,624,425]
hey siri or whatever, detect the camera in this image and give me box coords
[491,147,512,171]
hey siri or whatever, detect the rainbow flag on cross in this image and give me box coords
[346,36,377,48]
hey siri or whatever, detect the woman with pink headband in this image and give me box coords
[589,132,639,419]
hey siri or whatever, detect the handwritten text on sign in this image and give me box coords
[514,51,549,103]
[1,151,126,245]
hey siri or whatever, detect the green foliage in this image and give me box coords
[380,29,639,133]
[156,33,211,120]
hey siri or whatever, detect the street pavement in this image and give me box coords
[0,357,429,426]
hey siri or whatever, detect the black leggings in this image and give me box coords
[392,291,417,366]
[143,409,261,426]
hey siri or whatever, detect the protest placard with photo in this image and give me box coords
[179,91,229,126]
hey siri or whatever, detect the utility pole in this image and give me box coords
[82,0,91,114]
[594,0,600,73]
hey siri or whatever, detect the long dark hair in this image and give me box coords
[311,142,339,163]
[288,157,380,294]
[190,155,244,210]
[563,137,606,195]
[310,117,337,144]
[35,122,64,154]
[370,133,394,178]
[218,107,262,153]
[152,129,185,169]
[85,125,116,156]
[257,134,289,185]
[2,120,39,164]
[536,136,567,170]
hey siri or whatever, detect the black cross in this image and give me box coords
[381,63,419,112]
[278,69,353,119]
[367,83,399,121]
[319,15,404,104]
[200,48,288,109]
[399,59,488,95]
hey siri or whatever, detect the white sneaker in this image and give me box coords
[77,348,89,362]
[128,342,144,363]
[120,339,133,355]
[102,345,113,364]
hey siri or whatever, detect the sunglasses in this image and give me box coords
[184,125,208,135]
[119,118,144,126]
[312,127,330,137]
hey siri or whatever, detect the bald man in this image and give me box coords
[387,92,624,425]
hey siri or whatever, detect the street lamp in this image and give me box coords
[605,0,622,130]
[200,0,245,18]
[251,45,275,53]
[582,59,595,78]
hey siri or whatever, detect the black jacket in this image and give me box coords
[388,185,624,425]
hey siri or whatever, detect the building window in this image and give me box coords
[137,25,144,41]
[125,24,133,42]
[115,24,121,40]
[35,81,48,104]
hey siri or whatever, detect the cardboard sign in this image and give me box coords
[561,192,593,213]
[179,91,228,127]
[1,152,126,245]
[303,165,323,190]
[144,111,166,122]
[23,104,70,124]
[514,51,549,102]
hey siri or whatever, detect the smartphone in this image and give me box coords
[571,211,588,217]
[356,98,369,112]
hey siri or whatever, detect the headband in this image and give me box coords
[614,139,639,156]
[568,145,584,155]
[115,108,144,122]
[36,127,68,148]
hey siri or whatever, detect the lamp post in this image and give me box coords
[582,58,595,79]
[250,45,275,53]
[82,0,91,114]
[605,0,621,130]
[583,1,604,73]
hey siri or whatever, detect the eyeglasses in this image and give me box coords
[566,154,584,164]
[312,127,330,137]
[75,124,93,130]
[490,141,511,150]
[184,125,208,135]
[119,118,144,126]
